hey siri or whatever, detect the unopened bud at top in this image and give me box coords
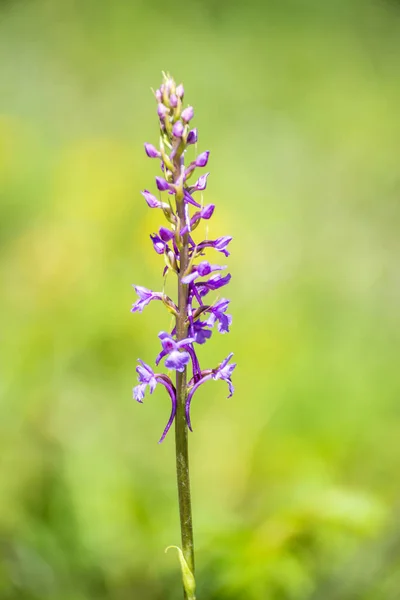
[157,103,168,120]
[181,106,194,123]
[176,83,184,98]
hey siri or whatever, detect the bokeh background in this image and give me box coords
[1,0,400,598]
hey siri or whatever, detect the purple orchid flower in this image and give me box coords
[192,320,212,344]
[197,236,233,257]
[132,74,235,443]
[155,331,195,372]
[206,298,232,333]
[182,261,227,285]
[196,273,232,297]
[133,360,177,443]
[133,359,158,402]
[131,286,163,312]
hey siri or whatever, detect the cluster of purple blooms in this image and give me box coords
[132,74,236,442]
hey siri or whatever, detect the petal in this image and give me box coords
[165,350,190,372]
[133,383,147,403]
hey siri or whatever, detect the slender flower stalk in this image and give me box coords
[132,73,236,599]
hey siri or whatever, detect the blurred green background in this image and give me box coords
[1,0,400,598]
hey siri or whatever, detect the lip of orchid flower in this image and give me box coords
[182,261,227,285]
[191,320,212,345]
[184,353,237,430]
[133,359,158,402]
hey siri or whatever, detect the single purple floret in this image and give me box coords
[131,286,163,312]
[206,298,232,334]
[133,359,158,402]
[156,331,195,372]
[197,236,233,257]
[182,261,227,285]
[196,273,232,297]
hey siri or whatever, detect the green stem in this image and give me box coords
[175,198,195,598]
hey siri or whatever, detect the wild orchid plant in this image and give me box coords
[131,73,236,599]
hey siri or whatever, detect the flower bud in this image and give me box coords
[172,121,184,138]
[200,204,215,219]
[195,173,209,191]
[170,93,178,108]
[141,190,161,208]
[195,150,209,167]
[155,88,162,102]
[144,143,160,158]
[156,176,171,192]
[150,234,165,254]
[181,106,194,123]
[159,227,175,242]
[157,103,168,120]
[187,128,198,145]
[176,83,184,98]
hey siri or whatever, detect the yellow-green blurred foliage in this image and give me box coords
[1,0,400,598]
